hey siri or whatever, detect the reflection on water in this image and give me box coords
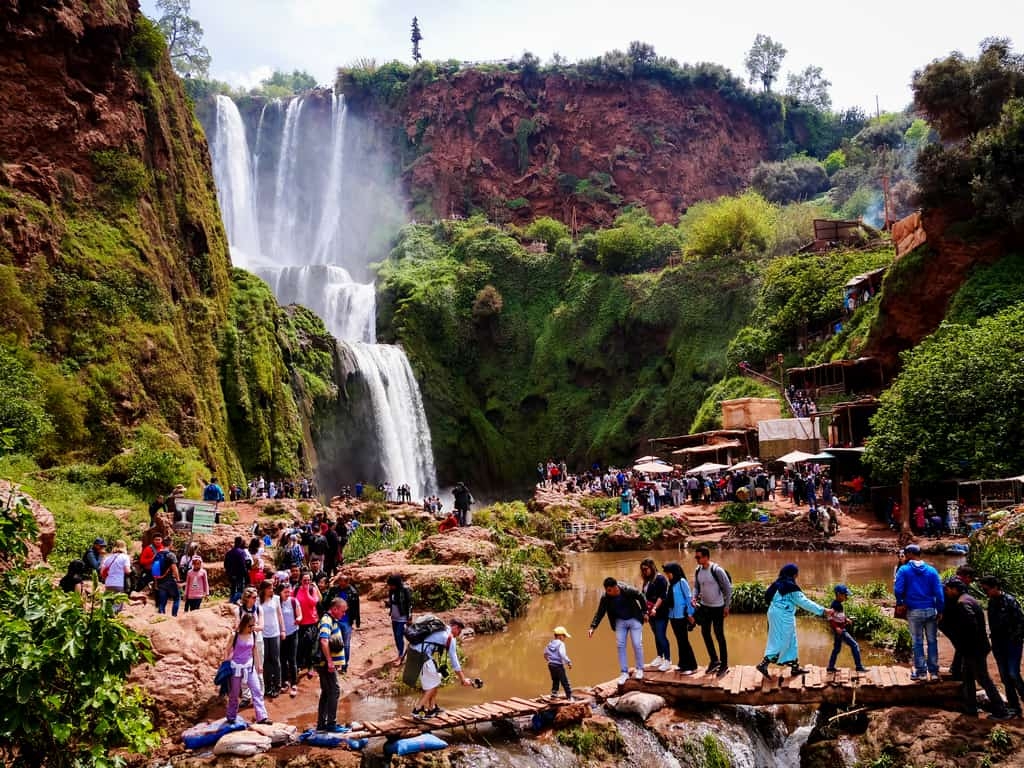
[421,548,965,711]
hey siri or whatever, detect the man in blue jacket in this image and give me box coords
[894,543,945,681]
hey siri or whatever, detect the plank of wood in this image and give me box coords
[480,703,513,718]
[730,666,744,695]
[509,697,546,710]
[489,701,522,715]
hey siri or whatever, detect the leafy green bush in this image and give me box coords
[343,521,425,562]
[474,561,530,617]
[0,501,159,768]
[556,723,624,758]
[128,15,166,71]
[865,304,1024,482]
[424,578,464,611]
[680,192,776,259]
[751,156,830,203]
[968,537,1024,599]
[101,424,200,497]
[945,252,1024,325]
[844,600,912,658]
[581,496,619,519]
[525,217,569,251]
[636,514,681,544]
[718,501,757,523]
[730,581,768,613]
[0,345,52,453]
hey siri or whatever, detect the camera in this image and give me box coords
[472,678,484,689]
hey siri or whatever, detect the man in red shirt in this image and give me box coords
[139,535,165,590]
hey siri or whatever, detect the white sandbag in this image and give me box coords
[609,691,666,720]
[250,721,298,745]
[212,729,273,757]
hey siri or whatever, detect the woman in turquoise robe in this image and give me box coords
[756,563,831,677]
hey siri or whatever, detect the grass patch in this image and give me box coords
[342,521,425,562]
[556,723,624,758]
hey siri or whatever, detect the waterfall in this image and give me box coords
[208,93,438,499]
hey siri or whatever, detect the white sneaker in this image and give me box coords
[645,656,664,669]
[634,669,644,680]
[658,660,673,672]
[616,673,629,685]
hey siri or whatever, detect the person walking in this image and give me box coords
[693,546,732,677]
[316,598,347,732]
[183,556,209,612]
[410,618,474,718]
[943,578,1012,719]
[278,582,303,698]
[385,574,413,665]
[223,614,272,726]
[826,584,867,673]
[640,558,672,672]
[663,561,698,674]
[153,548,181,616]
[295,572,321,679]
[978,576,1024,716]
[259,580,286,698]
[588,576,647,685]
[756,564,832,678]
[224,537,249,604]
[100,540,132,598]
[894,544,945,681]
[322,574,360,673]
[543,627,574,700]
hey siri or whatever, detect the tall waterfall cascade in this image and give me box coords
[209,93,437,499]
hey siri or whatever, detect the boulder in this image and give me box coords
[553,701,592,727]
[409,527,499,564]
[337,549,477,601]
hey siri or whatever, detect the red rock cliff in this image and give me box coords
[344,69,775,226]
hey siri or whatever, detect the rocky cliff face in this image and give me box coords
[342,69,775,227]
[0,0,324,481]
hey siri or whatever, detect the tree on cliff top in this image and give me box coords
[411,17,423,63]
[786,65,832,110]
[155,0,211,78]
[745,34,787,92]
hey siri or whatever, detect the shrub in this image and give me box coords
[471,284,504,321]
[581,496,619,519]
[730,581,768,613]
[474,561,530,617]
[425,578,464,611]
[751,156,830,204]
[91,150,150,203]
[556,724,624,758]
[636,514,681,544]
[823,148,846,175]
[525,217,569,251]
[128,15,166,71]
[101,425,199,497]
[0,346,52,453]
[680,192,776,259]
[343,521,425,561]
[718,501,757,523]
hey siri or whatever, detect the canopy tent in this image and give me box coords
[776,450,819,465]
[633,461,674,474]
[730,460,762,471]
[671,439,743,455]
[634,455,663,464]
[687,462,727,475]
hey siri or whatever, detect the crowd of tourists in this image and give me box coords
[585,545,1023,720]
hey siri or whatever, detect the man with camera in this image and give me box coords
[410,618,475,719]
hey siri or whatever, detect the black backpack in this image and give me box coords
[404,615,447,645]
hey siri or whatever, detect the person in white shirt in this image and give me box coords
[259,580,286,698]
[101,540,132,612]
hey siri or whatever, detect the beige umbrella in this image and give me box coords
[731,460,762,471]
[687,462,727,474]
[633,461,674,474]
[776,450,818,465]
[634,455,662,464]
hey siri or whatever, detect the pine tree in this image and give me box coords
[411,17,423,63]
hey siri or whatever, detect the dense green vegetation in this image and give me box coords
[0,493,159,767]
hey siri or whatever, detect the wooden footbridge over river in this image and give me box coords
[345,665,961,741]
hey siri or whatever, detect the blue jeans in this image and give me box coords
[156,584,180,616]
[992,638,1024,710]
[907,607,939,675]
[650,617,670,661]
[392,620,406,657]
[614,618,645,673]
[828,630,864,670]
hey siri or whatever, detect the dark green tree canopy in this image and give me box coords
[745,34,787,92]
[154,0,211,78]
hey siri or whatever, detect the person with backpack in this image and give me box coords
[979,576,1024,716]
[153,547,181,616]
[322,573,360,673]
[203,477,225,503]
[316,598,348,732]
[693,546,732,677]
[755,563,832,678]
[406,617,473,719]
[59,559,87,594]
[223,537,249,604]
[83,538,106,576]
[385,574,413,665]
[588,577,647,685]
[137,535,164,591]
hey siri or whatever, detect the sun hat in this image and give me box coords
[553,626,572,638]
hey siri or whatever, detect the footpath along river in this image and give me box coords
[345,549,965,721]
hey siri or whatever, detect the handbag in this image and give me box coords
[894,605,908,620]
[692,605,709,627]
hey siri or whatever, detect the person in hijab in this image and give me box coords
[756,563,832,677]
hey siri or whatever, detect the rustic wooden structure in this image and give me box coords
[345,695,587,740]
[611,664,962,708]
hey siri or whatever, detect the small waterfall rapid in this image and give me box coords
[209,93,437,499]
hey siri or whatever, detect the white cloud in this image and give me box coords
[217,64,274,90]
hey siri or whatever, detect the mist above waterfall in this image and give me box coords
[208,92,438,499]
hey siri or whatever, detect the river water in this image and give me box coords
[349,548,964,719]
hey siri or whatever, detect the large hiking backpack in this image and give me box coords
[403,615,447,645]
[151,549,171,579]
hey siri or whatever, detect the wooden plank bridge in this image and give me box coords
[345,665,959,741]
[345,695,589,740]
[616,664,962,708]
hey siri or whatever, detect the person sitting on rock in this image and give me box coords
[438,511,459,533]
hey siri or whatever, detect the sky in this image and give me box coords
[141,0,1020,113]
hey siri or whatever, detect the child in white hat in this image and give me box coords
[543,626,574,700]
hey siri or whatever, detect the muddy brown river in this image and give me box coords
[347,548,964,721]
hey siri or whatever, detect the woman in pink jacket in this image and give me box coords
[184,556,209,612]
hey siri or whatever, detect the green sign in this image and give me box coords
[192,509,217,534]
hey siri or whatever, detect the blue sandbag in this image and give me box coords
[531,710,556,731]
[298,727,365,750]
[383,733,448,756]
[182,718,248,750]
